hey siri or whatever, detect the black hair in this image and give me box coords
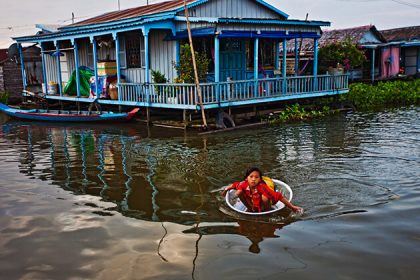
[244,166,263,179]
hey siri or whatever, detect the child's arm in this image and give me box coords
[280,197,304,214]
[221,182,240,197]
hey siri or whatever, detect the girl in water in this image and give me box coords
[222,167,303,214]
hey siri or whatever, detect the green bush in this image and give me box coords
[0,91,9,104]
[319,38,366,73]
[341,80,420,110]
[151,69,168,95]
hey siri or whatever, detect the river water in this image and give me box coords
[0,107,419,280]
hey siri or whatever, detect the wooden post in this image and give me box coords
[146,107,150,125]
[40,42,48,95]
[184,0,207,128]
[91,37,99,98]
[282,39,287,94]
[18,43,27,100]
[371,48,376,83]
[73,39,81,98]
[183,109,187,128]
[313,38,319,91]
[55,41,63,96]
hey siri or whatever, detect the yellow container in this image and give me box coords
[97,62,117,76]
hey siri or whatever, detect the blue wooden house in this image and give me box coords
[14,0,349,116]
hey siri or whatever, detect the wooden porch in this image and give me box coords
[45,74,349,110]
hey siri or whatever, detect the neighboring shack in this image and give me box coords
[380,26,420,77]
[286,25,385,81]
[0,45,43,102]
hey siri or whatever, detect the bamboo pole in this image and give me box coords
[184,0,208,128]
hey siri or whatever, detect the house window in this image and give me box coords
[246,39,276,70]
[125,33,145,68]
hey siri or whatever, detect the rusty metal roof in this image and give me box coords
[287,25,386,53]
[319,25,385,46]
[380,26,420,42]
[64,0,196,28]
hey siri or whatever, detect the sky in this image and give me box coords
[0,0,419,48]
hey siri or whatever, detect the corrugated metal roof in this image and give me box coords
[64,0,196,28]
[287,25,385,53]
[380,26,420,42]
[320,25,385,46]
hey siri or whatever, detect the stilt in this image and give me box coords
[183,109,188,128]
[146,107,150,125]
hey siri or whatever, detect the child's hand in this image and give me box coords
[293,206,304,215]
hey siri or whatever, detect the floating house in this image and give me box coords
[380,25,420,78]
[13,0,349,119]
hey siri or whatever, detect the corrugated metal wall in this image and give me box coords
[122,68,146,83]
[150,30,177,82]
[44,54,59,85]
[122,30,177,83]
[62,39,116,74]
[178,0,283,19]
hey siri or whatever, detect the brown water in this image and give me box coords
[0,108,419,280]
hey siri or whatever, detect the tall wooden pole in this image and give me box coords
[184,0,207,128]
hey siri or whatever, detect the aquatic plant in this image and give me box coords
[342,79,420,110]
[265,103,332,124]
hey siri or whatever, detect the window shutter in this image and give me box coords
[119,35,127,69]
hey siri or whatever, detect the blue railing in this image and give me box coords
[45,74,349,109]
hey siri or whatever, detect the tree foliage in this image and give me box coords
[173,44,210,83]
[319,38,367,72]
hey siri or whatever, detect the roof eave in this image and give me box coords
[218,18,330,27]
[14,15,175,43]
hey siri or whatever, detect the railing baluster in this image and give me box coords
[116,75,348,108]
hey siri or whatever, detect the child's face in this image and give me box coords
[246,171,261,188]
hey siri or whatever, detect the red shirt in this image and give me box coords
[230,181,284,212]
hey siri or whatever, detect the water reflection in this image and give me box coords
[1,109,406,226]
[1,108,420,279]
[184,220,282,254]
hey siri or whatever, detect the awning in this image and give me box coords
[218,30,320,39]
[165,28,215,40]
[166,29,320,40]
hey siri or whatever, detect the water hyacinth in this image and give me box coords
[342,79,420,110]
